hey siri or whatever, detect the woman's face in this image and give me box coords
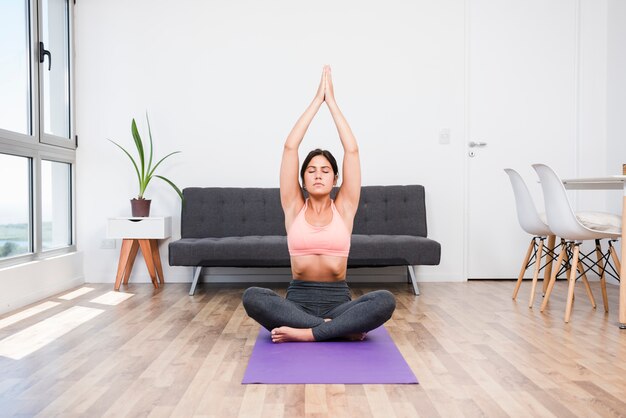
[303,155,337,196]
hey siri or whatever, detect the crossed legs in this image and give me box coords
[242,287,396,342]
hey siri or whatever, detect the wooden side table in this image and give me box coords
[107,217,172,290]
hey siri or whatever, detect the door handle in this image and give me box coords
[468,141,487,147]
[39,42,51,71]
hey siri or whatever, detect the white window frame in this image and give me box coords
[39,0,76,149]
[0,0,76,267]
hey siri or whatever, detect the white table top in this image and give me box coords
[562,175,626,190]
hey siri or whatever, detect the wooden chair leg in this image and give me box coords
[595,240,609,313]
[123,240,140,285]
[529,239,544,308]
[565,244,581,323]
[513,238,535,300]
[138,239,159,288]
[542,235,556,294]
[579,260,596,309]
[150,239,165,285]
[115,239,134,291]
[564,240,573,287]
[610,244,622,274]
[541,241,567,312]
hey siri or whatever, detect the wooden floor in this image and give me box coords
[1,279,626,417]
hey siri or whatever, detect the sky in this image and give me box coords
[0,0,30,135]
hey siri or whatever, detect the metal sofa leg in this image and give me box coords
[189,266,203,296]
[407,265,419,295]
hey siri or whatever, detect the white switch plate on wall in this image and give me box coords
[439,128,451,144]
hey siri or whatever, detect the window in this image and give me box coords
[0,0,74,265]
[0,154,32,259]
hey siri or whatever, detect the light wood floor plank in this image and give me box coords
[0,306,103,360]
[364,384,396,417]
[58,286,95,300]
[0,301,60,330]
[238,384,267,418]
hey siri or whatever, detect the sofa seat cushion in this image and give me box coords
[169,236,291,267]
[349,234,441,267]
[170,234,441,268]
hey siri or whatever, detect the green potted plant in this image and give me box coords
[109,114,183,217]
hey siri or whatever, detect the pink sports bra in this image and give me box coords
[287,199,351,257]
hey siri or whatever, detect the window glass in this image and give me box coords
[42,160,71,250]
[42,0,70,139]
[0,0,31,135]
[0,153,32,259]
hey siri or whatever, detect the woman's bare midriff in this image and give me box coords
[290,254,347,282]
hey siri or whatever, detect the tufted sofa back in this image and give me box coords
[180,185,428,238]
[353,185,427,236]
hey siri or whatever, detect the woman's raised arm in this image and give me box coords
[324,66,361,219]
[280,69,326,220]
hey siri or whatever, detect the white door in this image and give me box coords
[467,0,578,279]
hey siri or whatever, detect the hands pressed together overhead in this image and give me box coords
[314,65,337,105]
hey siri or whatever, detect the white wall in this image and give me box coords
[578,0,608,182]
[0,253,83,316]
[605,0,626,264]
[607,0,626,188]
[72,0,621,286]
[75,0,466,284]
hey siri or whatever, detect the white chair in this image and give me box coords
[505,168,563,308]
[533,164,621,322]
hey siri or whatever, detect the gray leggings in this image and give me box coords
[242,280,396,341]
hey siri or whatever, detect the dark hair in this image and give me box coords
[300,149,339,186]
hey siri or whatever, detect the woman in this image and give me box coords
[242,66,396,343]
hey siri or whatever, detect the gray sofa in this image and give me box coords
[168,185,441,296]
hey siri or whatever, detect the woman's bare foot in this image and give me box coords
[271,327,315,343]
[344,332,367,341]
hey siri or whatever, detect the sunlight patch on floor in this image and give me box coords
[58,287,95,300]
[0,306,104,360]
[89,291,134,306]
[0,301,61,331]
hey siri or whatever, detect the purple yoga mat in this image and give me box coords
[242,326,418,384]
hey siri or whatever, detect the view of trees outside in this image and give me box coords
[0,223,34,258]
[0,223,57,258]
